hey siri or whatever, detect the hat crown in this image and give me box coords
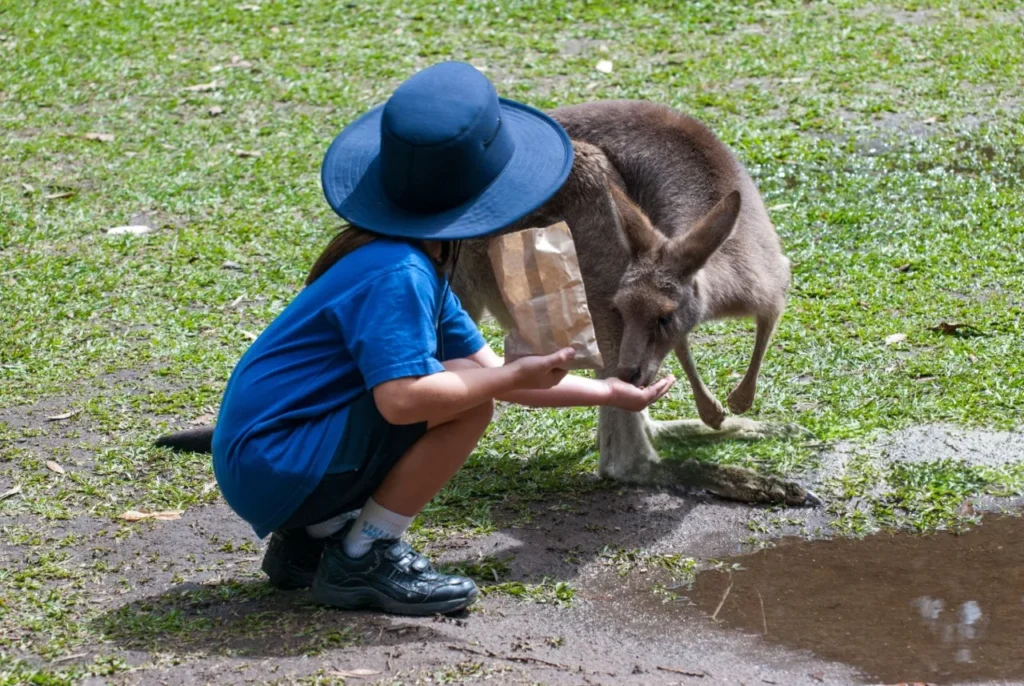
[379,62,515,215]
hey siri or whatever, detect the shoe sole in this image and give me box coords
[311,579,478,616]
[261,557,316,591]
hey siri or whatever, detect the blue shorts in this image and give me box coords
[278,393,426,530]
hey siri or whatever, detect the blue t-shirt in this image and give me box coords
[211,239,486,538]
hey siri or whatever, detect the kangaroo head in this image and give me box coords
[611,189,741,386]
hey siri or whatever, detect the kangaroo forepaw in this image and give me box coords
[726,385,755,414]
[695,395,727,430]
[652,458,820,507]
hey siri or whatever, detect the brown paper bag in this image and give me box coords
[487,222,604,371]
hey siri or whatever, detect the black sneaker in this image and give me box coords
[261,529,325,590]
[311,527,478,616]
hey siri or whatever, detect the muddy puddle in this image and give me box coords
[677,512,1024,684]
[625,512,1024,684]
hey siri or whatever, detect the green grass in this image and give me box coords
[2,0,1024,680]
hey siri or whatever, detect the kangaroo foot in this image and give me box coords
[726,384,755,414]
[646,458,821,507]
[648,416,810,443]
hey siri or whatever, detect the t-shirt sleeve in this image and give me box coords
[438,283,486,361]
[333,265,446,389]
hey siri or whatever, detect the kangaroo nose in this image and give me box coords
[615,367,635,384]
[618,367,643,386]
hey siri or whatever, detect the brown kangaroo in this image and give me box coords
[156,100,817,507]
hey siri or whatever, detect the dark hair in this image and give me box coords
[305,225,463,357]
[305,225,458,285]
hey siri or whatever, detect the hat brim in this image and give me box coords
[321,98,574,240]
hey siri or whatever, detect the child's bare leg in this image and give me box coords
[313,358,494,615]
[371,377,493,515]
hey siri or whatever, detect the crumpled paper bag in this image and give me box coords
[488,221,604,371]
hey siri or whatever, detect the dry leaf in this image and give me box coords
[45,409,79,421]
[46,461,66,475]
[885,333,906,345]
[119,510,184,522]
[922,117,939,125]
[0,485,22,501]
[83,132,115,143]
[895,263,912,272]
[227,55,253,68]
[767,203,791,211]
[222,260,243,270]
[106,225,153,236]
[44,191,75,200]
[183,80,219,92]
[234,150,262,158]
[240,330,259,341]
[928,322,987,338]
[22,182,35,194]
[328,670,380,679]
[595,59,613,74]
[208,105,224,117]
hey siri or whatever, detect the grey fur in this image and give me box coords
[454,100,810,506]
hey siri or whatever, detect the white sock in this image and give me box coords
[305,510,360,539]
[343,497,413,559]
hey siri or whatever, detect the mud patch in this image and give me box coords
[675,510,1024,684]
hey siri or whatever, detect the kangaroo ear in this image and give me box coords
[609,182,661,257]
[669,190,741,274]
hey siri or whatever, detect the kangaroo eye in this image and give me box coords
[657,315,673,329]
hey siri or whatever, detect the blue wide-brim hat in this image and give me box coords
[321,61,574,241]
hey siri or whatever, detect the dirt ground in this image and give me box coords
[4,392,1022,686]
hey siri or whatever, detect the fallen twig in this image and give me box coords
[710,580,734,622]
[758,589,768,635]
[448,644,572,670]
[447,644,615,676]
[658,665,707,677]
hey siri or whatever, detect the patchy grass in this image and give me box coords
[2,0,1024,681]
[600,546,698,581]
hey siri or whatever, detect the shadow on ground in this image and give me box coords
[93,579,450,658]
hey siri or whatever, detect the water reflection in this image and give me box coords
[676,512,1024,683]
[912,596,988,665]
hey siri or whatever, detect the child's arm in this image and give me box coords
[468,346,675,411]
[373,348,576,426]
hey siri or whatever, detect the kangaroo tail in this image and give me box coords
[155,426,215,454]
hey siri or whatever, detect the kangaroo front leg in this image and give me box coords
[597,405,659,482]
[727,313,779,414]
[676,335,727,430]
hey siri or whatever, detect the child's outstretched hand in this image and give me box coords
[602,375,676,412]
[508,348,576,390]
